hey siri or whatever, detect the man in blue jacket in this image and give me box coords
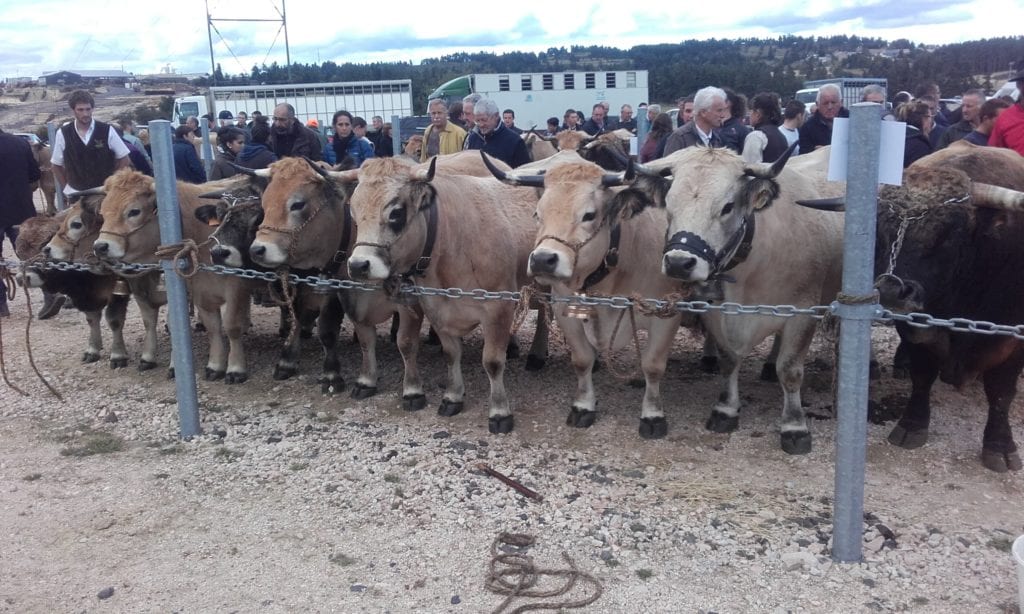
[464,98,530,168]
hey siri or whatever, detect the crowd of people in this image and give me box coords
[2,70,1024,318]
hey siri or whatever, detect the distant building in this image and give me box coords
[37,69,133,86]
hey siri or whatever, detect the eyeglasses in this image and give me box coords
[272,116,290,122]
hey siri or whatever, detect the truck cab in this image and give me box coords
[172,95,208,126]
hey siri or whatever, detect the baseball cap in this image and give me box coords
[306,118,319,128]
[218,110,234,120]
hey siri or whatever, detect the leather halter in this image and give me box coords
[321,202,353,277]
[664,213,755,280]
[535,220,621,292]
[353,200,438,280]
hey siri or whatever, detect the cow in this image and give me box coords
[341,152,543,433]
[523,129,632,171]
[91,170,259,382]
[30,142,57,216]
[802,142,1024,472]
[484,153,687,438]
[15,204,132,367]
[632,144,844,455]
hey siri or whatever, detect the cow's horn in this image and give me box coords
[746,141,799,179]
[304,156,330,179]
[198,189,228,199]
[601,158,636,187]
[67,186,106,197]
[633,161,672,178]
[969,182,1024,211]
[327,169,360,183]
[411,156,438,182]
[605,145,631,168]
[228,162,271,178]
[795,197,846,212]
[481,151,544,188]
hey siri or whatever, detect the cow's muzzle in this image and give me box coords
[875,274,925,313]
[662,250,705,282]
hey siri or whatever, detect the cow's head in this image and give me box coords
[92,169,161,262]
[345,156,440,281]
[194,198,264,268]
[44,192,105,261]
[14,213,62,289]
[634,145,793,282]
[248,157,353,270]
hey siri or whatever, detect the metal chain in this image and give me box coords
[5,257,1024,341]
[885,203,928,276]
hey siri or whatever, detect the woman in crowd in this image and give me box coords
[323,110,374,167]
[742,92,790,163]
[236,118,277,169]
[639,112,673,163]
[172,124,206,184]
[898,100,934,167]
[209,127,247,180]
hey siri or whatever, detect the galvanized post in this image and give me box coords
[390,114,401,159]
[831,103,882,563]
[149,120,202,439]
[46,122,66,212]
[636,110,649,148]
[200,121,214,178]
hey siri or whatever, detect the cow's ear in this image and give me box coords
[194,204,220,225]
[741,176,781,212]
[79,194,101,217]
[609,187,653,220]
[400,182,437,212]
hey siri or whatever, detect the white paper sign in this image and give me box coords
[629,136,638,156]
[826,117,905,186]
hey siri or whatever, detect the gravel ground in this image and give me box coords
[0,277,1022,614]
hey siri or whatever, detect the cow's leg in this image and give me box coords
[979,350,1024,472]
[775,321,817,455]
[278,305,291,338]
[436,329,466,419]
[888,340,940,450]
[222,288,251,384]
[82,309,104,363]
[700,328,720,373]
[316,294,346,395]
[706,348,741,433]
[481,308,515,434]
[134,297,162,373]
[273,296,319,380]
[525,306,549,371]
[350,319,377,398]
[105,295,130,369]
[638,317,681,440]
[760,333,780,382]
[397,308,426,411]
[562,316,598,428]
[197,306,227,381]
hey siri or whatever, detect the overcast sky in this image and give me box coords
[2,0,1022,79]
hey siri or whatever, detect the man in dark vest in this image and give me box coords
[48,90,130,318]
[51,90,131,197]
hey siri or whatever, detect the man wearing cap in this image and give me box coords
[217,110,234,128]
[306,118,328,151]
[989,67,1024,156]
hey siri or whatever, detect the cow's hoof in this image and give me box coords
[205,367,225,381]
[225,372,248,384]
[869,360,881,381]
[566,407,597,428]
[489,415,514,434]
[320,378,344,395]
[759,363,777,382]
[273,364,297,380]
[705,411,738,433]
[892,366,909,380]
[506,341,520,360]
[438,399,464,417]
[402,394,427,412]
[888,424,928,449]
[139,360,157,372]
[639,417,668,440]
[700,356,719,374]
[82,351,100,364]
[109,356,128,369]
[167,367,175,379]
[525,354,546,371]
[781,431,812,455]
[350,383,378,400]
[981,449,1022,473]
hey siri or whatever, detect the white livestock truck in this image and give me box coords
[173,79,414,132]
[427,70,649,130]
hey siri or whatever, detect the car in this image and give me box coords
[14,132,42,146]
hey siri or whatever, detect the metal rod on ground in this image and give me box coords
[46,122,66,212]
[149,120,201,439]
[390,114,401,159]
[832,102,882,563]
[200,120,214,178]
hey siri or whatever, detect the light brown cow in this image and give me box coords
[340,152,541,433]
[31,142,57,215]
[92,170,258,382]
[489,156,687,438]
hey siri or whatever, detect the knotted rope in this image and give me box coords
[485,533,603,613]
[154,238,207,279]
[265,268,300,348]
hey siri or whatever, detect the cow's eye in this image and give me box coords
[127,208,141,218]
[70,221,83,229]
[533,210,539,221]
[290,200,306,212]
[581,211,596,222]
[720,202,734,216]
[387,207,405,232]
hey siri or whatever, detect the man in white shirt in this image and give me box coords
[51,90,130,199]
[780,100,806,154]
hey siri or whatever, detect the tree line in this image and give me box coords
[206,35,1023,113]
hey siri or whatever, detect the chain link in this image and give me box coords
[6,257,1024,341]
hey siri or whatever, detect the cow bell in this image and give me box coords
[564,293,596,320]
[112,279,131,296]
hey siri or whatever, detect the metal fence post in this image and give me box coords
[149,120,202,439]
[390,114,401,159]
[636,111,649,148]
[200,121,214,178]
[832,102,882,563]
[46,122,66,212]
